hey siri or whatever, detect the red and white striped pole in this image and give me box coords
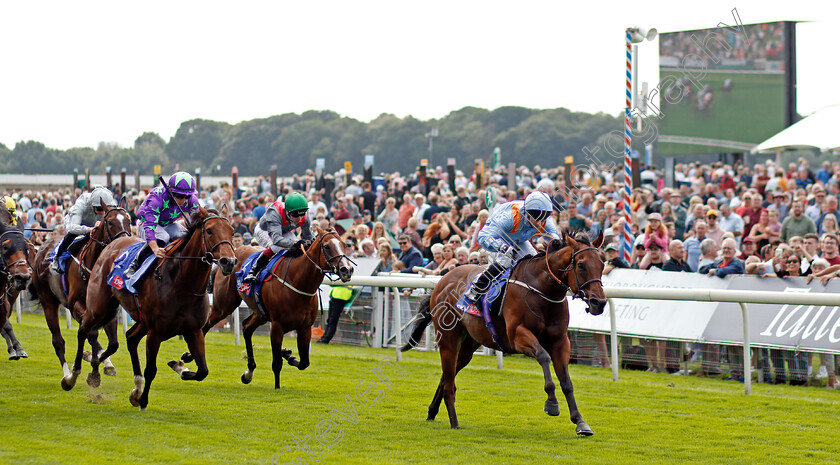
[623,28,633,264]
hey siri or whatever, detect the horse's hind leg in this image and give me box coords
[41,296,70,376]
[428,338,479,422]
[2,321,25,359]
[170,329,208,381]
[510,326,560,418]
[62,309,98,391]
[550,335,593,436]
[269,320,286,389]
[101,318,118,376]
[290,325,311,370]
[241,312,266,385]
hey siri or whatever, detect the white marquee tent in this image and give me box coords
[752,104,840,154]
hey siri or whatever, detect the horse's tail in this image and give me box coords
[400,294,432,352]
[27,280,37,302]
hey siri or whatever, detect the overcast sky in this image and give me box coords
[1,1,837,150]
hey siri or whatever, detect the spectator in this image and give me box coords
[699,237,744,277]
[637,242,666,270]
[684,220,707,272]
[603,242,629,274]
[662,239,692,272]
[704,209,725,246]
[738,236,759,260]
[377,197,399,234]
[780,200,816,243]
[396,234,423,273]
[697,238,719,271]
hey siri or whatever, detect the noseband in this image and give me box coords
[301,231,354,278]
[545,244,603,307]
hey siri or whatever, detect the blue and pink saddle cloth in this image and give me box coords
[461,268,512,350]
[233,250,291,317]
[45,236,87,275]
[107,243,159,294]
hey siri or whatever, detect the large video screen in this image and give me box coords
[657,22,794,155]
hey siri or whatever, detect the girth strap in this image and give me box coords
[509,279,566,304]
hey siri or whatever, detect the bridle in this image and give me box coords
[0,229,30,283]
[545,240,604,309]
[88,206,131,247]
[301,230,354,279]
[165,215,235,266]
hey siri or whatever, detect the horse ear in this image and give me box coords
[221,203,229,217]
[119,196,128,209]
[592,231,604,248]
[565,232,580,248]
[315,224,323,236]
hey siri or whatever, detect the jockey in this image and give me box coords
[456,191,560,314]
[126,172,199,278]
[50,186,117,273]
[4,197,19,226]
[243,191,313,284]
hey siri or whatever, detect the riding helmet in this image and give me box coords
[90,186,117,208]
[284,192,309,215]
[524,191,553,222]
[168,172,196,196]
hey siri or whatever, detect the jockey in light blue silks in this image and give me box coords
[51,186,117,274]
[456,191,560,314]
[126,172,200,277]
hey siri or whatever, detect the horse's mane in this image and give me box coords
[286,228,340,259]
[534,228,593,258]
[184,208,215,234]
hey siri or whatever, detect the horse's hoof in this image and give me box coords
[61,377,75,391]
[181,352,194,363]
[103,366,116,376]
[287,357,300,367]
[544,401,560,416]
[241,373,252,384]
[82,351,92,362]
[129,389,141,407]
[576,421,594,436]
[8,352,19,361]
[87,371,101,388]
[450,425,461,430]
[168,360,182,371]
[16,349,28,359]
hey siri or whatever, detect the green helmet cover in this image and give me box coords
[285,192,309,214]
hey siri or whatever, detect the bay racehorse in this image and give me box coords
[402,232,606,435]
[0,200,35,360]
[0,224,33,336]
[30,200,131,383]
[180,226,353,388]
[62,208,236,409]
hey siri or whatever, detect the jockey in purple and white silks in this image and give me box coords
[51,186,117,274]
[125,172,199,277]
[456,191,559,314]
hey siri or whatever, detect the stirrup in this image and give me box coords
[243,272,259,284]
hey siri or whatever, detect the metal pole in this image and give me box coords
[740,302,751,395]
[609,298,619,382]
[233,306,241,346]
[392,287,402,362]
[623,28,633,265]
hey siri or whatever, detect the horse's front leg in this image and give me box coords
[509,325,559,417]
[269,321,285,389]
[549,334,593,436]
[291,325,311,370]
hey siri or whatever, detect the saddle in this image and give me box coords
[234,250,291,318]
[46,236,88,275]
[461,268,513,351]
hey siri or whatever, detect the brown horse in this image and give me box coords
[0,224,33,334]
[402,232,606,435]
[182,227,353,388]
[30,201,131,383]
[62,208,236,409]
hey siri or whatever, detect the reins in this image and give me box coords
[267,230,352,297]
[162,215,235,266]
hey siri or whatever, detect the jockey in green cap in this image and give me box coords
[243,192,313,284]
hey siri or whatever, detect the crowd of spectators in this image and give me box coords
[4,156,840,388]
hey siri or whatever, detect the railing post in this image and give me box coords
[122,308,129,333]
[608,298,619,382]
[740,302,751,395]
[371,287,382,349]
[65,308,72,329]
[233,306,241,346]
[15,295,22,324]
[392,287,402,362]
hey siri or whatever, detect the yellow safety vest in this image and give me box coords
[330,286,353,301]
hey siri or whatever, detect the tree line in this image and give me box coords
[0,106,635,177]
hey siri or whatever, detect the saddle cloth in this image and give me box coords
[107,243,158,294]
[46,236,87,274]
[234,249,291,318]
[464,267,512,317]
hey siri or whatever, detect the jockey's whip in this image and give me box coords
[158,175,191,222]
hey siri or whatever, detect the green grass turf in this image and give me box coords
[657,70,786,155]
[2,313,839,464]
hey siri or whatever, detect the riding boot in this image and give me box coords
[244,252,272,284]
[456,261,507,313]
[125,243,153,279]
[50,233,78,273]
[67,234,90,257]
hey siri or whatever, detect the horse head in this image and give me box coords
[551,231,606,315]
[188,208,237,275]
[0,223,31,291]
[311,226,354,282]
[92,198,132,244]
